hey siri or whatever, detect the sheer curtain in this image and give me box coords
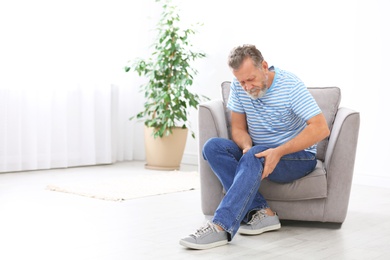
[0,0,154,172]
[0,84,135,173]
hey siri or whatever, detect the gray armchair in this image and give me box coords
[198,82,360,223]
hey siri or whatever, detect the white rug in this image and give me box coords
[46,170,200,201]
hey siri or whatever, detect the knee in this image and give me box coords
[202,137,223,160]
[240,146,267,165]
[202,138,240,161]
[246,145,268,156]
[203,137,220,152]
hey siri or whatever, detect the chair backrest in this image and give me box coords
[220,81,341,161]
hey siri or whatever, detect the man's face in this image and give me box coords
[233,58,269,99]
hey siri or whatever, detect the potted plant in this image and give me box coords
[125,0,207,170]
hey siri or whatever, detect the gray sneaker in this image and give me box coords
[180,221,228,250]
[238,209,281,235]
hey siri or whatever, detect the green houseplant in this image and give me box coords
[125,0,207,170]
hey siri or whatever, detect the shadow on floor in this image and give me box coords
[280,219,342,230]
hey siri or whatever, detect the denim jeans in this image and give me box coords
[202,137,317,241]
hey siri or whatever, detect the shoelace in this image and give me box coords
[248,209,267,225]
[191,221,218,238]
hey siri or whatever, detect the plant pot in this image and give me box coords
[144,125,188,170]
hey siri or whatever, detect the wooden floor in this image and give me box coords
[0,161,389,260]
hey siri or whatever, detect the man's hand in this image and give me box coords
[242,147,251,154]
[255,148,282,180]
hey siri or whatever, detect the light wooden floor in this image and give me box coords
[0,161,389,260]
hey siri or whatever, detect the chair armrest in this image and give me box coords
[324,107,360,172]
[198,99,229,147]
[323,107,360,222]
[198,99,228,215]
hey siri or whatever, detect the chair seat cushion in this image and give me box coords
[259,160,327,201]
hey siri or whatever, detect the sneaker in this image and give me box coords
[238,209,281,235]
[179,221,228,250]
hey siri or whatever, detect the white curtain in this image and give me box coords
[0,0,157,172]
[0,84,135,173]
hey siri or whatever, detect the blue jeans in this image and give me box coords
[202,137,317,241]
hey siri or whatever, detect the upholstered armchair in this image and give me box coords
[198,82,360,223]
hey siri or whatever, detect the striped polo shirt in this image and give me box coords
[227,66,321,154]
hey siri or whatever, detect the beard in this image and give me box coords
[245,75,268,100]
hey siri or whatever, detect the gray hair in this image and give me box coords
[228,44,264,70]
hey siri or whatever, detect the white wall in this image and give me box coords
[1,0,388,187]
[173,0,390,188]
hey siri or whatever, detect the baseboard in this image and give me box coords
[353,174,390,189]
[181,153,198,166]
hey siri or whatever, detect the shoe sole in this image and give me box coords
[179,239,228,250]
[238,223,281,235]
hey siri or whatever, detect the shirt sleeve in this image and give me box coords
[227,79,245,114]
[290,82,322,121]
